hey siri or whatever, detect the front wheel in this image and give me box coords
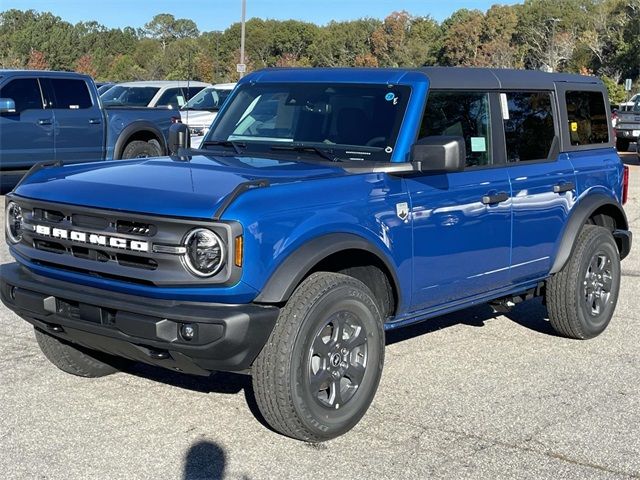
[252,272,385,442]
[546,225,621,339]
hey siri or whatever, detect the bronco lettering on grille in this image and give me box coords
[34,225,149,252]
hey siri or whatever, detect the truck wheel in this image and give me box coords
[34,327,125,377]
[121,139,162,159]
[252,272,384,442]
[546,225,621,339]
[616,138,630,152]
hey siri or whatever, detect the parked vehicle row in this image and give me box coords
[100,80,210,109]
[180,83,236,148]
[615,95,640,152]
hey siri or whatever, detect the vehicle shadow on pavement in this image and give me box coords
[183,440,227,480]
[385,298,555,346]
[123,363,274,433]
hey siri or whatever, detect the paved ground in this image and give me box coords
[1,151,639,480]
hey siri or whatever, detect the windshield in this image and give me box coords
[206,83,410,162]
[101,85,160,107]
[183,87,232,111]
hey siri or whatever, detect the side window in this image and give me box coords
[155,88,185,109]
[418,91,492,168]
[565,91,609,146]
[49,79,92,109]
[502,92,555,162]
[0,78,43,113]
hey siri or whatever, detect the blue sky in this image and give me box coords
[2,0,519,31]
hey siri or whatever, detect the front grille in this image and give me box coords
[9,197,241,287]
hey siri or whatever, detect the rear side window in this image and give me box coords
[565,91,609,146]
[502,92,555,162]
[0,78,43,113]
[155,87,185,109]
[419,91,492,168]
[49,79,92,109]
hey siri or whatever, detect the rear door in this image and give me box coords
[500,90,577,284]
[406,90,512,311]
[0,76,54,169]
[43,77,105,163]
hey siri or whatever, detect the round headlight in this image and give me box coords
[182,228,225,277]
[5,202,23,244]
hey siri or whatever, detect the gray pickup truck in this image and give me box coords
[616,96,640,152]
[0,70,178,191]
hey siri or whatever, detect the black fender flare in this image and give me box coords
[114,121,167,159]
[550,193,629,274]
[253,233,402,306]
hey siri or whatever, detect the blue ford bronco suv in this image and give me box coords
[1,68,632,442]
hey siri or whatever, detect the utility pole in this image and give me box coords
[239,0,247,79]
[548,18,560,73]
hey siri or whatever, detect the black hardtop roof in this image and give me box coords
[418,67,603,90]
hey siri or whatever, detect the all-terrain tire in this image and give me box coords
[121,139,162,159]
[546,225,621,339]
[252,272,385,442]
[34,327,125,377]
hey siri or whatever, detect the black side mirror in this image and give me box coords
[168,123,190,155]
[410,136,466,173]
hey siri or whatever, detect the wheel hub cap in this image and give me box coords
[583,252,613,316]
[308,311,368,409]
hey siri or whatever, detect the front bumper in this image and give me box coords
[0,263,279,375]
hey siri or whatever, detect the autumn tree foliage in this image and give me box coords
[26,49,49,70]
[0,2,638,96]
[75,54,97,77]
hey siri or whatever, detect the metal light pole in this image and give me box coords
[239,0,246,79]
[548,18,560,73]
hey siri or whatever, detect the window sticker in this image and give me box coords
[500,93,509,120]
[471,137,487,152]
[570,121,578,132]
[385,92,395,101]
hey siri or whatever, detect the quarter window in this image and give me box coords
[419,91,492,168]
[565,91,609,146]
[49,79,92,109]
[0,78,43,113]
[502,92,555,162]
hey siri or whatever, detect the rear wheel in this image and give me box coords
[616,138,630,152]
[34,328,127,377]
[546,225,621,339]
[252,272,384,442]
[121,139,162,159]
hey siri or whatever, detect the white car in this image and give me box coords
[100,81,211,109]
[180,83,236,148]
[619,93,639,112]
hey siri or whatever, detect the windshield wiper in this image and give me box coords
[270,144,338,162]
[202,140,246,155]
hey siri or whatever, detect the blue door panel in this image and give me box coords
[508,155,577,282]
[406,168,512,311]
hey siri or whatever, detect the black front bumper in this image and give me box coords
[0,263,279,375]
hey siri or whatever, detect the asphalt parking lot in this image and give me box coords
[1,151,639,480]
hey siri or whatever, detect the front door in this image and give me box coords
[42,77,105,163]
[406,90,512,311]
[0,77,54,170]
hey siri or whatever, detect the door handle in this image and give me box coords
[37,119,52,125]
[88,118,102,124]
[553,182,575,193]
[481,192,509,205]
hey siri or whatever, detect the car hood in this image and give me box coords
[14,154,348,219]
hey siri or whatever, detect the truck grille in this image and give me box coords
[9,197,239,286]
